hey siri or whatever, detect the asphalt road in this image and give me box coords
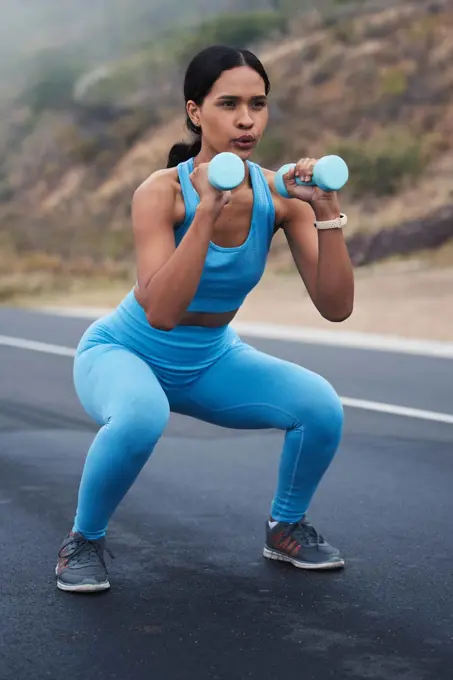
[1,307,453,680]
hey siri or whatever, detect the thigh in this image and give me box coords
[174,343,340,431]
[73,343,169,427]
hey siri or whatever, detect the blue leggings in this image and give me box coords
[72,327,344,540]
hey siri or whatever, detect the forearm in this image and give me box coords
[142,202,216,329]
[280,156,354,322]
[315,228,354,322]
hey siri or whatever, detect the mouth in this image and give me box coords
[232,135,256,148]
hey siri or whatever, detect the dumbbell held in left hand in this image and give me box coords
[274,155,349,198]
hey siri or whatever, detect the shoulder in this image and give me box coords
[258,165,314,228]
[132,167,185,225]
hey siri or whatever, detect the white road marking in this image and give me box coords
[233,322,453,360]
[0,334,75,357]
[1,334,452,425]
[340,397,453,425]
[38,306,453,359]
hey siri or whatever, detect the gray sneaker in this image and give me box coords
[263,517,345,570]
[56,531,114,592]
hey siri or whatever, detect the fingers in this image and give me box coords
[295,157,317,183]
[282,158,317,185]
[189,162,207,179]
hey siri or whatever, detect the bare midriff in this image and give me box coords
[133,284,238,328]
[178,309,239,327]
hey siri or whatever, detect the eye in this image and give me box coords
[251,100,267,109]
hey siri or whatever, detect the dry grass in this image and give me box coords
[235,261,453,342]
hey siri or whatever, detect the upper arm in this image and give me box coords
[131,172,178,292]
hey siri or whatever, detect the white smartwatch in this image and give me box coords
[314,213,347,230]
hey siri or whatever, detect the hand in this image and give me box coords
[281,157,341,220]
[189,162,231,218]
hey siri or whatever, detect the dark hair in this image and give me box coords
[166,45,270,168]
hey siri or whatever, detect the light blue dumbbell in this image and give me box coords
[207,152,245,190]
[274,155,349,198]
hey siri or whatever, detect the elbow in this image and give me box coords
[139,289,177,331]
[320,302,354,323]
[150,321,176,332]
[145,310,177,332]
[325,310,352,323]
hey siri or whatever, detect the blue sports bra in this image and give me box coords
[175,157,276,313]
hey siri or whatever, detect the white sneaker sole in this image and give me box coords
[56,580,111,592]
[55,565,110,592]
[263,546,345,570]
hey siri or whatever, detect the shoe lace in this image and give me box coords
[285,519,325,548]
[58,536,115,569]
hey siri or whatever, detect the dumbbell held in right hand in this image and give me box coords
[274,155,349,198]
[190,152,246,213]
[207,152,245,191]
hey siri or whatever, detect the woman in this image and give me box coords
[56,44,354,593]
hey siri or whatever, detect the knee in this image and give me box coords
[293,373,344,444]
[109,396,170,457]
[318,381,344,444]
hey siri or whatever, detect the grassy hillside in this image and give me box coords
[0,0,281,111]
[1,0,453,302]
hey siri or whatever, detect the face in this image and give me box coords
[187,65,269,160]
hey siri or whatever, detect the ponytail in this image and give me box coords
[166,109,203,168]
[166,137,201,168]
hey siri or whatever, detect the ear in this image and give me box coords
[186,100,201,128]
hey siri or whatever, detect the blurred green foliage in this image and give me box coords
[330,129,427,196]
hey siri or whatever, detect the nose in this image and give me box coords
[236,105,254,129]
